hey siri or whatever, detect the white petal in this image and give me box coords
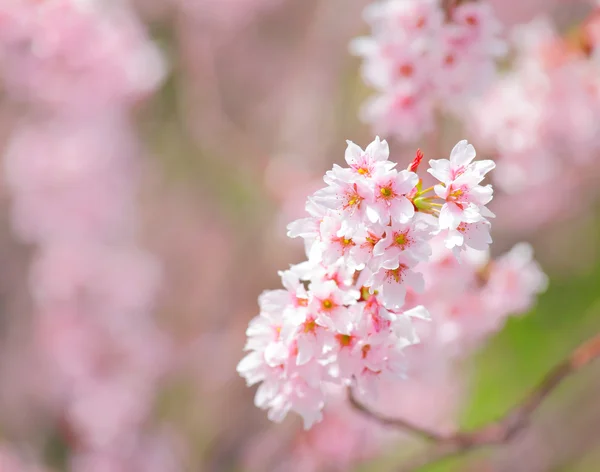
[427,159,451,183]
[450,140,476,167]
[345,140,364,165]
[382,281,406,309]
[438,203,461,230]
[444,229,464,249]
[365,136,389,162]
[287,218,318,238]
[296,336,315,366]
[395,170,419,193]
[472,159,496,176]
[267,402,290,423]
[366,204,382,223]
[255,381,278,408]
[404,305,431,320]
[391,196,415,223]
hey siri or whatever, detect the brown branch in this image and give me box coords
[348,387,449,442]
[348,331,600,472]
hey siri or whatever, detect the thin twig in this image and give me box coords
[348,387,449,442]
[348,331,600,472]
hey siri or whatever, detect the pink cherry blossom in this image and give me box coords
[344,136,395,177]
[360,85,437,142]
[310,279,360,334]
[428,140,495,233]
[365,256,425,309]
[444,220,493,256]
[318,216,359,265]
[483,243,548,318]
[368,168,418,224]
[428,140,496,184]
[313,171,372,234]
[348,223,387,269]
[372,215,432,264]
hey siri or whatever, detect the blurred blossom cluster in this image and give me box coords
[1,0,175,470]
[0,0,598,471]
[472,12,600,230]
[351,0,505,141]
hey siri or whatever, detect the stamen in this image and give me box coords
[380,187,392,197]
[322,299,334,310]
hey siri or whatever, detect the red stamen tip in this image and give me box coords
[408,148,424,173]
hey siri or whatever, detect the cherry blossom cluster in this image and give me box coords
[351,0,506,141]
[238,137,497,428]
[244,236,548,470]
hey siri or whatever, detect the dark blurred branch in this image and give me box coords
[347,387,449,442]
[348,331,600,472]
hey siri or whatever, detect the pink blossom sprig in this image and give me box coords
[238,137,496,429]
[351,0,506,142]
[243,236,548,470]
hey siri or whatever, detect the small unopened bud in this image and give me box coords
[407,149,424,173]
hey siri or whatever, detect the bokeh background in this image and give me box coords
[1,0,600,471]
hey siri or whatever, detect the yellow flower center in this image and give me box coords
[380,187,393,198]
[449,188,463,199]
[322,299,333,310]
[387,267,404,283]
[303,319,317,333]
[395,233,407,246]
[337,334,353,347]
[348,196,359,206]
[342,238,353,246]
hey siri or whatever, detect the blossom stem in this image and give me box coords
[421,195,444,201]
[347,387,450,442]
[418,186,436,196]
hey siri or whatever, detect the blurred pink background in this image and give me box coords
[0,0,600,471]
